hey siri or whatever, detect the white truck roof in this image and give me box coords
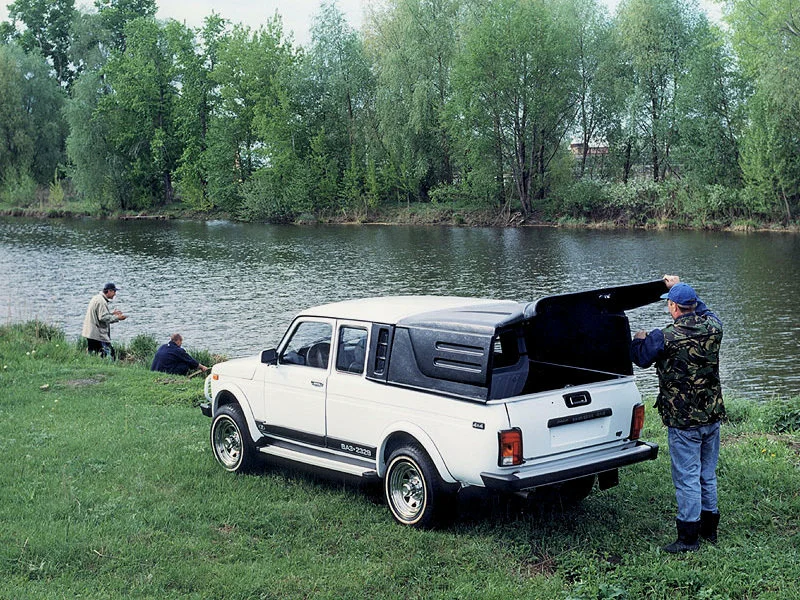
[300,296,520,325]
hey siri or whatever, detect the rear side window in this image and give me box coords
[487,328,527,400]
[336,326,368,374]
[492,329,521,369]
[374,327,390,374]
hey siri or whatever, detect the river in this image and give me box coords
[1,217,797,400]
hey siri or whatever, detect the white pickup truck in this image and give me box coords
[201,281,663,527]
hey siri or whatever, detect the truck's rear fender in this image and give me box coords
[212,383,262,444]
[376,423,457,484]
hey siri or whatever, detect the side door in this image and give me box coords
[325,323,379,458]
[263,318,333,442]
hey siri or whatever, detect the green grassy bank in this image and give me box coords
[1,322,799,599]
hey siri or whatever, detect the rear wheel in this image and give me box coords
[384,444,454,528]
[210,404,259,473]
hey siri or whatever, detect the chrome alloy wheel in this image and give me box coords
[213,415,242,470]
[387,457,427,523]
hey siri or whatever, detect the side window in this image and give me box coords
[279,321,332,369]
[336,326,368,374]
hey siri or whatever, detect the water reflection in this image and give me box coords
[1,217,797,400]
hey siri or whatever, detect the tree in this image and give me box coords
[616,0,702,181]
[568,0,617,179]
[94,0,156,51]
[94,17,181,209]
[0,44,34,189]
[728,0,800,222]
[65,69,126,209]
[206,19,296,211]
[452,0,578,214]
[171,14,226,209]
[292,1,376,212]
[673,22,744,187]
[0,43,66,190]
[369,0,460,201]
[6,0,76,86]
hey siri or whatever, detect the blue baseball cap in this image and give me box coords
[103,282,119,292]
[660,282,697,306]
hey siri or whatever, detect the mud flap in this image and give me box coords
[598,469,619,490]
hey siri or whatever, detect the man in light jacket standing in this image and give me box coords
[82,282,127,358]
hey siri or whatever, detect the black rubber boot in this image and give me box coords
[700,510,720,544]
[663,519,700,553]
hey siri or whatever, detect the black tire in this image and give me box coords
[210,404,259,474]
[384,444,455,528]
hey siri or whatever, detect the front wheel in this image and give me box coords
[384,444,454,528]
[210,404,259,473]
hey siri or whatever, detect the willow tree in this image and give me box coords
[292,1,376,212]
[368,0,461,202]
[0,43,66,192]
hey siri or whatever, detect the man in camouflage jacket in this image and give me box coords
[631,275,724,553]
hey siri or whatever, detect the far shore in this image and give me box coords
[2,204,799,233]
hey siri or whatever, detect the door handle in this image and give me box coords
[311,381,324,388]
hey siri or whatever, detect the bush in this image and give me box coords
[762,397,800,433]
[554,180,608,219]
[119,334,158,366]
[239,169,301,224]
[0,169,37,207]
[21,320,65,342]
[0,320,66,344]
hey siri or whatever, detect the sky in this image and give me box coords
[1,0,723,47]
[151,0,368,45]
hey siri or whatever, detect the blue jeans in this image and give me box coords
[668,421,720,523]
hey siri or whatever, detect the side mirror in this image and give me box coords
[260,348,277,365]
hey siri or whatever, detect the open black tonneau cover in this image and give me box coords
[522,279,669,376]
[374,280,668,401]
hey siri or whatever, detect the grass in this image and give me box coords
[1,322,799,599]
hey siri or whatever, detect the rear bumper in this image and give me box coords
[480,440,658,491]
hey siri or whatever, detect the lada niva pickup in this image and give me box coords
[201,280,665,527]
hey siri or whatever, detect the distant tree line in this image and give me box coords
[0,0,798,225]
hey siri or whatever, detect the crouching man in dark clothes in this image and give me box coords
[631,275,725,553]
[151,333,208,375]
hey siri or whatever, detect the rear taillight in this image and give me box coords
[630,403,645,440]
[498,428,523,466]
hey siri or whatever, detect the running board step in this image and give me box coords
[258,437,378,478]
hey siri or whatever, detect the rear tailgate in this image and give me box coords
[503,376,642,460]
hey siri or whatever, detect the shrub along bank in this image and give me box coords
[2,180,799,232]
[1,321,799,599]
